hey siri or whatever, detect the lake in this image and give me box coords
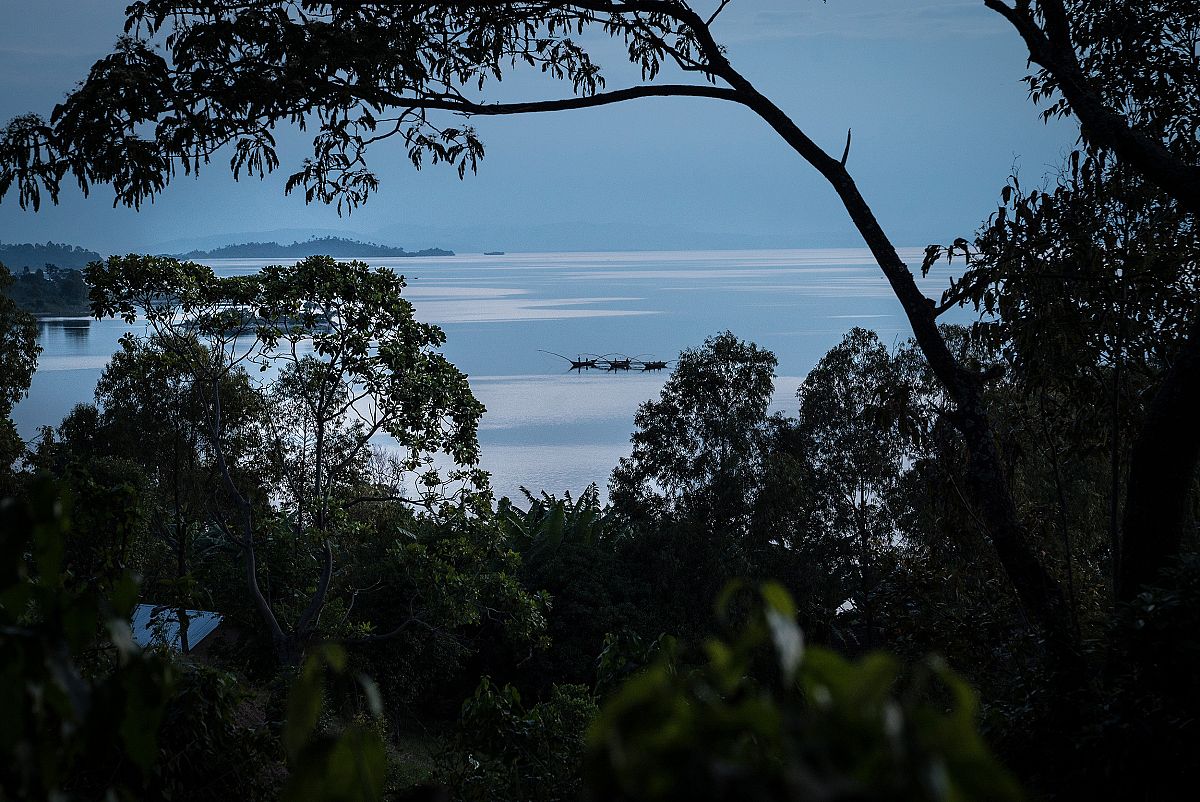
[13,248,958,501]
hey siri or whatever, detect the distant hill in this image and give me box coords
[0,241,102,271]
[178,236,453,259]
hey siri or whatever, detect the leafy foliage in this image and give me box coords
[88,254,485,499]
[499,487,641,687]
[1084,555,1200,798]
[146,664,281,801]
[0,264,39,474]
[499,484,609,556]
[928,153,1196,398]
[0,1,738,211]
[83,254,488,665]
[611,330,778,539]
[796,328,913,648]
[441,678,598,802]
[0,481,175,800]
[1022,0,1200,161]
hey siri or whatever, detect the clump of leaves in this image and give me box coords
[147,664,280,800]
[594,629,677,697]
[585,582,1025,802]
[282,643,389,802]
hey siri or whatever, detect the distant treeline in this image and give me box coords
[0,241,101,270]
[178,236,453,259]
[1,264,90,315]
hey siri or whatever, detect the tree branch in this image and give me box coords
[984,0,1200,216]
[372,83,740,117]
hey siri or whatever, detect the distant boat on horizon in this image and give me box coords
[484,250,505,255]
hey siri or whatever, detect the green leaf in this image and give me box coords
[760,581,797,619]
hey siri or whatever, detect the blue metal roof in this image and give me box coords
[131,604,224,652]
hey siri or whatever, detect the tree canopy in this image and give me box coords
[11,0,1186,661]
[85,254,488,664]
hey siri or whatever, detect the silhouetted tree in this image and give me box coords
[796,328,911,649]
[982,0,1200,602]
[611,331,776,533]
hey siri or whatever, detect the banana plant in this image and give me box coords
[497,484,608,558]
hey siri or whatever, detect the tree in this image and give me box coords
[606,332,844,640]
[611,331,776,531]
[936,150,1200,603]
[796,328,912,649]
[87,334,265,652]
[86,254,486,664]
[979,0,1200,601]
[0,264,39,479]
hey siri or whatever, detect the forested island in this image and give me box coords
[178,236,453,259]
[1,2,1197,802]
[0,240,101,270]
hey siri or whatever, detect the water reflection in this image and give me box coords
[37,318,95,357]
[39,318,92,334]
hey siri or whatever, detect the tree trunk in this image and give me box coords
[276,635,304,669]
[1119,318,1200,599]
[209,377,288,657]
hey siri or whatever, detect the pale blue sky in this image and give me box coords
[0,1,1078,253]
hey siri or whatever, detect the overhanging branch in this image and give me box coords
[374,83,742,116]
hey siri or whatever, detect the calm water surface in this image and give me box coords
[15,249,958,500]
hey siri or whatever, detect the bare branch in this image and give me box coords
[706,0,732,27]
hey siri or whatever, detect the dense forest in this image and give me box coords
[0,264,90,315]
[1,1,1198,801]
[178,237,453,259]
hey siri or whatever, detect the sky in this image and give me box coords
[0,0,1079,254]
